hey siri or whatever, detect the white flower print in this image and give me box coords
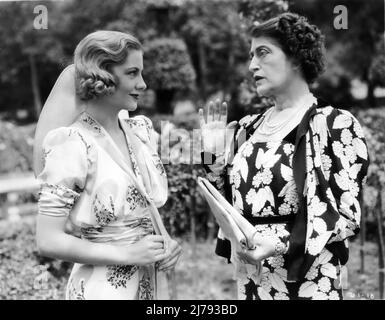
[313,217,327,234]
[267,255,284,269]
[318,277,331,293]
[306,155,314,173]
[260,274,272,292]
[278,203,291,215]
[305,265,319,281]
[344,145,357,163]
[341,128,353,145]
[353,121,364,138]
[252,174,262,188]
[261,169,273,185]
[332,141,344,158]
[242,142,254,157]
[309,195,327,217]
[231,171,241,188]
[313,291,329,300]
[328,290,340,300]
[307,237,326,256]
[283,144,294,156]
[321,154,332,179]
[246,189,258,206]
[260,206,274,217]
[274,292,289,300]
[349,181,359,198]
[334,169,351,191]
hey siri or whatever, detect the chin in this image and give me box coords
[256,85,270,97]
[126,103,138,112]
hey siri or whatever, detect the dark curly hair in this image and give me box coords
[250,12,326,84]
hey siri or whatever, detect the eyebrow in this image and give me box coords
[249,45,270,57]
[124,67,141,72]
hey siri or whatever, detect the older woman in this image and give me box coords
[199,12,369,300]
[35,30,181,300]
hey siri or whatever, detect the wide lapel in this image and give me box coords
[286,103,318,281]
[118,111,152,196]
[76,112,134,177]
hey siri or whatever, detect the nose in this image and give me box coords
[248,56,260,73]
[137,74,147,91]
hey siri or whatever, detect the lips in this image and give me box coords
[129,94,139,100]
[253,75,264,82]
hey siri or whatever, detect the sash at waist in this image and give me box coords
[76,216,154,245]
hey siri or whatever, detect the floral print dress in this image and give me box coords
[38,111,168,300]
[204,101,369,300]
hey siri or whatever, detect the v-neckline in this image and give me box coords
[78,111,141,179]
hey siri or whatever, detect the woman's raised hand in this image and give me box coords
[198,99,237,160]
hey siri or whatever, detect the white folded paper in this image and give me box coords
[197,177,258,249]
[197,177,262,284]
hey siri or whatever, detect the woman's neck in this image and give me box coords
[83,100,122,134]
[271,79,311,112]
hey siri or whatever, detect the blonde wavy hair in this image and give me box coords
[74,30,142,100]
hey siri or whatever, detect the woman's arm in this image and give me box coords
[36,214,168,266]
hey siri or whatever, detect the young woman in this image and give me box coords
[35,30,181,300]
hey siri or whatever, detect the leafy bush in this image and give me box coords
[0,119,35,175]
[144,38,196,113]
[0,219,70,299]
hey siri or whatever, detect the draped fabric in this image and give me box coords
[38,111,168,300]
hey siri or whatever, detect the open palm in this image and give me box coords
[199,99,237,159]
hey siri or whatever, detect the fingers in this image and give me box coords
[152,242,165,250]
[154,250,169,262]
[219,101,228,123]
[158,253,181,271]
[159,257,179,271]
[214,99,221,121]
[208,101,214,122]
[146,235,164,242]
[198,108,205,128]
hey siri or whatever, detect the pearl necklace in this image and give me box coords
[256,93,317,137]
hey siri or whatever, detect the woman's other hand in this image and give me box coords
[157,239,182,272]
[236,234,277,265]
[122,235,169,266]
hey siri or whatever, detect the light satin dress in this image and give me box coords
[38,111,168,300]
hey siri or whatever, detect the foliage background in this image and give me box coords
[0,0,384,299]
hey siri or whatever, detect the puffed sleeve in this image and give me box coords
[325,108,369,243]
[37,127,89,217]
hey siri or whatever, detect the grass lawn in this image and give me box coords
[175,238,380,300]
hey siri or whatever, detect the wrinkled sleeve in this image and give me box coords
[38,128,89,217]
[326,109,369,244]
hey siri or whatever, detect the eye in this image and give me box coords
[126,70,138,76]
[257,48,269,58]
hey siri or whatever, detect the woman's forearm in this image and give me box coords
[36,231,132,266]
[36,215,140,266]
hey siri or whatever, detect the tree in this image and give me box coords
[291,0,385,108]
[143,38,196,113]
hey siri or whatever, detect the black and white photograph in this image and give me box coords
[0,0,384,304]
